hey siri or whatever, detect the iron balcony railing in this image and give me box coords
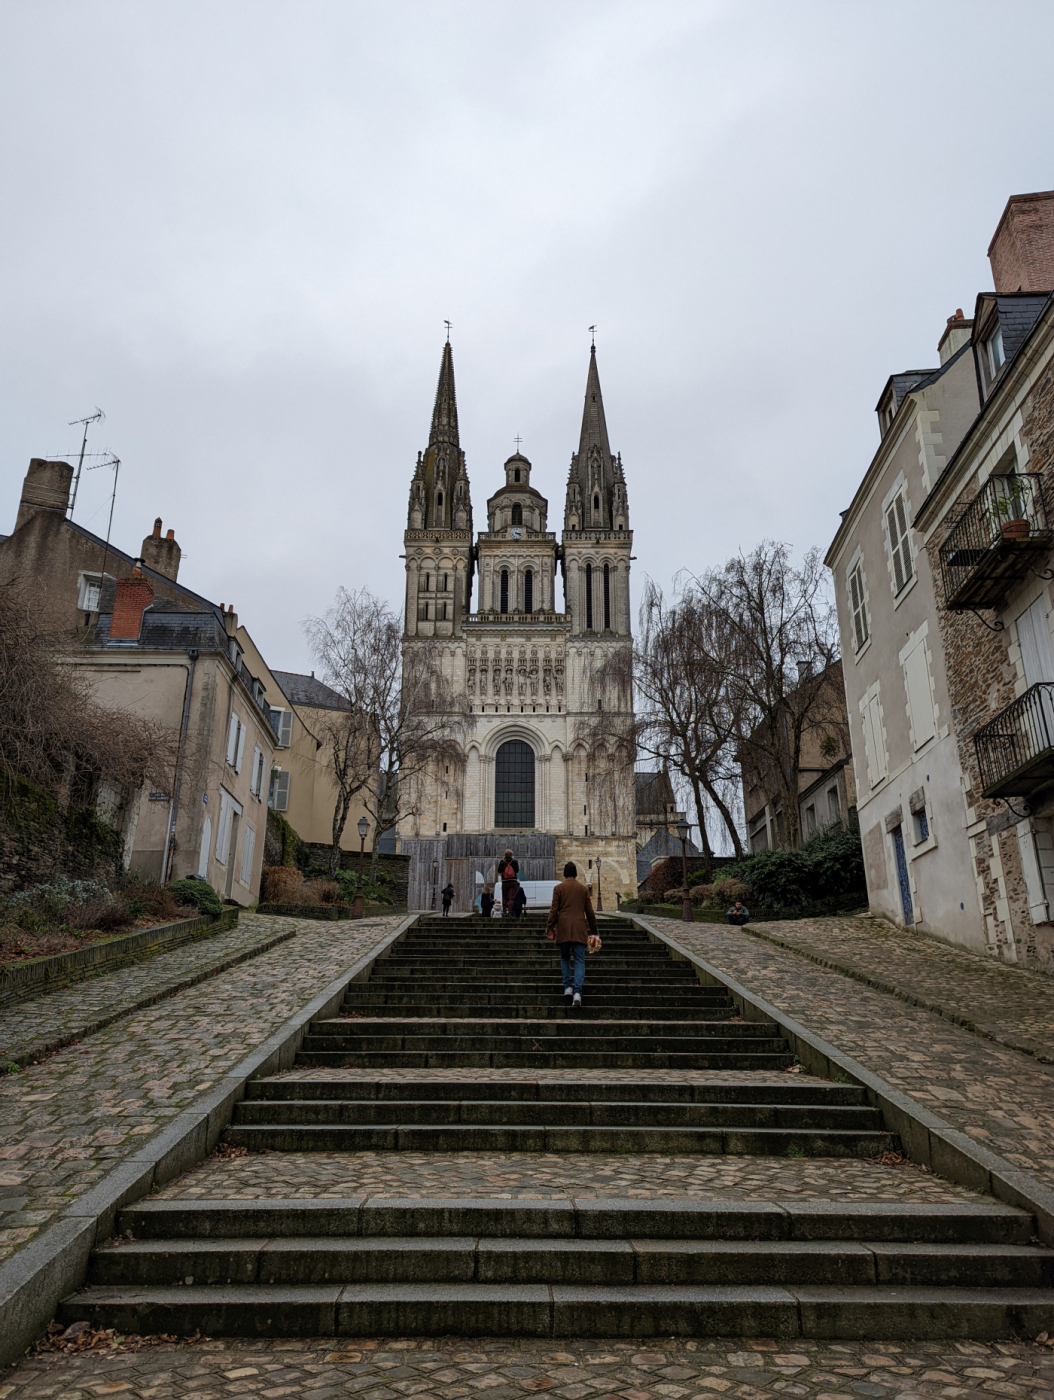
[939,472,1052,611]
[974,682,1054,798]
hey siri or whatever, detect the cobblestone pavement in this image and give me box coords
[738,915,1054,1062]
[5,1333,1053,1400]
[0,916,403,1264]
[0,916,309,1070]
[159,1148,976,1203]
[642,919,1054,1194]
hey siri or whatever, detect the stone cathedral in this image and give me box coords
[398,339,637,910]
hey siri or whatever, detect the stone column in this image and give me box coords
[480,754,495,832]
[536,752,550,828]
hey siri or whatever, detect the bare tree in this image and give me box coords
[687,542,842,852]
[0,584,176,814]
[304,587,471,877]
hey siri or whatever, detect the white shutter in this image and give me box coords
[216,793,233,863]
[226,713,240,766]
[235,721,246,773]
[849,566,868,650]
[241,825,256,885]
[280,711,293,747]
[886,492,914,594]
[1017,818,1051,924]
[903,640,936,749]
[257,753,268,801]
[270,770,290,812]
[861,690,887,786]
[197,815,212,878]
[1016,598,1054,686]
[250,746,263,796]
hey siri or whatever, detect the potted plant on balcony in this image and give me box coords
[990,479,1031,541]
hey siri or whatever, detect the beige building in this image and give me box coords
[827,188,1054,970]
[397,339,638,909]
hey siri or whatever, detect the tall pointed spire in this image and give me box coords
[565,344,628,532]
[407,337,472,534]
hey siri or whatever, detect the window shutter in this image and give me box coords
[861,691,886,786]
[250,747,262,795]
[216,793,233,862]
[887,492,913,594]
[241,825,256,885]
[235,721,246,773]
[271,771,290,811]
[849,567,868,650]
[903,641,936,749]
[198,815,212,878]
[278,711,292,747]
[226,713,240,766]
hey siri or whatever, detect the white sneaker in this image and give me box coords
[564,986,574,997]
[573,992,582,1007]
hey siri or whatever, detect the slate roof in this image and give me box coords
[635,769,675,815]
[636,826,701,884]
[271,670,347,711]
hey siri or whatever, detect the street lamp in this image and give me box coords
[431,858,439,911]
[676,817,693,923]
[595,856,603,912]
[351,816,370,920]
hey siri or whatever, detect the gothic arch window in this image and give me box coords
[593,494,600,515]
[585,563,593,630]
[437,492,443,508]
[495,739,535,828]
[511,503,522,526]
[603,562,611,630]
[500,569,509,614]
[524,568,533,614]
[514,467,521,483]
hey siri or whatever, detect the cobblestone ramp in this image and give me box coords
[59,915,1054,1339]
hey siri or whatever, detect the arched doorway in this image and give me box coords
[495,739,535,828]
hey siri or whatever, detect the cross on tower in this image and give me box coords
[444,319,452,341]
[514,435,523,452]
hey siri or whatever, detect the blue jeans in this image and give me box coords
[559,942,586,992]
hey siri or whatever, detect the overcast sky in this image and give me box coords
[3,1,1054,674]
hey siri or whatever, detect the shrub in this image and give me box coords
[722,821,865,911]
[646,857,683,896]
[66,894,133,932]
[689,884,713,906]
[168,879,223,916]
[713,878,751,905]
[261,866,305,904]
[303,879,341,905]
[9,875,111,921]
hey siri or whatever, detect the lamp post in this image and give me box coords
[676,817,693,923]
[351,816,370,920]
[595,856,603,912]
[431,858,439,911]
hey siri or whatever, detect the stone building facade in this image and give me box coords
[398,340,638,909]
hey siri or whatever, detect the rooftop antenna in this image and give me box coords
[588,325,596,348]
[87,452,121,612]
[67,408,105,518]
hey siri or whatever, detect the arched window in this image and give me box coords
[603,562,611,630]
[500,569,509,614]
[437,492,443,509]
[514,467,521,483]
[593,494,600,515]
[524,568,533,614]
[511,503,522,526]
[495,739,535,828]
[585,563,593,629]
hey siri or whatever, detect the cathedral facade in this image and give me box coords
[398,340,638,909]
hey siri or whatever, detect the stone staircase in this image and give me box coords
[58,913,1054,1339]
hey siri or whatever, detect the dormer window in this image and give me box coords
[987,326,1005,379]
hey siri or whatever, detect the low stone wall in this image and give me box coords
[0,908,239,1009]
[256,902,397,920]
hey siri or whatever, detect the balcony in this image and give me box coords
[939,472,1052,611]
[974,682,1054,798]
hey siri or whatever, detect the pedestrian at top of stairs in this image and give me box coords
[547,861,598,1007]
[440,882,455,916]
[511,881,527,919]
[498,849,520,914]
[478,883,496,917]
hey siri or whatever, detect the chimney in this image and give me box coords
[109,566,154,641]
[140,516,181,580]
[15,459,74,532]
[938,307,974,365]
[988,190,1054,293]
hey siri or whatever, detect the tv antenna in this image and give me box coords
[67,408,105,519]
[87,452,121,605]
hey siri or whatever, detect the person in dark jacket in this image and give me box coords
[511,882,527,919]
[546,862,598,1007]
[479,884,496,918]
[497,849,519,915]
[727,900,750,926]
[441,882,455,917]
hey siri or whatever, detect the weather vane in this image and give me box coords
[444,319,452,341]
[589,324,597,347]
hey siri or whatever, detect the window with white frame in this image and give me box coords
[78,572,110,614]
[848,562,869,651]
[987,326,1005,379]
[240,824,256,885]
[268,768,290,811]
[270,708,293,748]
[226,712,246,772]
[885,490,914,594]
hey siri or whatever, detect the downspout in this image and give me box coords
[162,648,198,885]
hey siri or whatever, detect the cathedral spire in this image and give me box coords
[577,343,612,465]
[565,344,628,532]
[407,337,472,533]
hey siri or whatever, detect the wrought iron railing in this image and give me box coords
[974,681,1054,797]
[939,472,1051,610]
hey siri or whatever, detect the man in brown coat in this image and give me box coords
[546,861,598,1007]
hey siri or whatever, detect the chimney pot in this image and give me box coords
[152,517,162,538]
[141,519,181,581]
[165,528,174,540]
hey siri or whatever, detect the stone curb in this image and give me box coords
[0,912,419,1367]
[634,916,1054,1248]
[738,919,1054,1066]
[1,921,306,1071]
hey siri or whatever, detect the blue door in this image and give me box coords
[891,825,914,925]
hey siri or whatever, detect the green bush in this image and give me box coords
[723,822,865,911]
[329,868,393,906]
[168,879,223,916]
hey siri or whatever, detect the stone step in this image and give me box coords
[220,1122,897,1155]
[57,1280,1054,1340]
[87,1235,1054,1289]
[339,1002,727,1020]
[245,1078,870,1105]
[299,1033,788,1054]
[229,1098,885,1130]
[113,1197,1037,1243]
[295,1049,794,1069]
[313,1018,769,1039]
